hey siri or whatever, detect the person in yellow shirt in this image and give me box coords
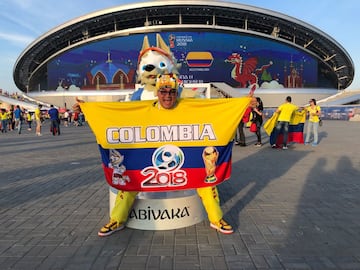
[26,111,33,131]
[6,110,13,131]
[304,98,321,146]
[271,96,299,150]
[35,104,43,136]
[0,109,8,133]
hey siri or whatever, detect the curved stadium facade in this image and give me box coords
[13,0,354,107]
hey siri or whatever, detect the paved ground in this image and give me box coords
[0,120,360,270]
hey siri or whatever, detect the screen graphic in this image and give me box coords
[47,31,320,91]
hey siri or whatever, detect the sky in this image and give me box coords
[0,0,359,94]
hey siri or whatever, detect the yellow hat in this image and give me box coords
[155,73,179,90]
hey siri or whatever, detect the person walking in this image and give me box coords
[252,97,264,146]
[26,111,33,131]
[13,105,23,134]
[235,106,252,147]
[304,98,321,146]
[35,104,43,136]
[7,109,13,131]
[48,105,60,135]
[0,108,8,133]
[63,110,69,127]
[271,96,299,150]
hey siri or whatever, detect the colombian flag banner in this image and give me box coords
[263,110,306,145]
[81,97,251,192]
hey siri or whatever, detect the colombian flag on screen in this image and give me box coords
[81,97,251,192]
[185,52,214,67]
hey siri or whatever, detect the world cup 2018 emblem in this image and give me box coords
[141,145,187,188]
[202,146,219,183]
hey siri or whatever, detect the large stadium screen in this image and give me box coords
[47,31,318,90]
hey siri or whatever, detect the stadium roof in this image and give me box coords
[13,0,354,92]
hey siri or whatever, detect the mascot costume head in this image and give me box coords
[135,34,181,100]
[134,33,200,101]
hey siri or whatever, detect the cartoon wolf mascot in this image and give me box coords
[132,33,198,100]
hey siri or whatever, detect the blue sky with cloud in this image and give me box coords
[0,0,358,93]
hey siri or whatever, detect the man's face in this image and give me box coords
[157,88,178,109]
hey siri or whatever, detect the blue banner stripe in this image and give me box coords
[99,142,234,170]
[269,123,304,145]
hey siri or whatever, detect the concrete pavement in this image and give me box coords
[0,120,360,269]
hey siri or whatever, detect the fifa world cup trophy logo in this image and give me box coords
[202,146,219,183]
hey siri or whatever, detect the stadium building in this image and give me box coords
[13,0,354,107]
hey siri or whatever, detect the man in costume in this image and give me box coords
[97,33,206,236]
[97,74,234,236]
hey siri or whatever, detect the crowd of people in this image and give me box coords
[0,106,27,134]
[0,103,85,136]
[234,95,321,149]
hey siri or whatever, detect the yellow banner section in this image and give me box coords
[81,97,251,149]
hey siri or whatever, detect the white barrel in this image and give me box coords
[109,188,206,230]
